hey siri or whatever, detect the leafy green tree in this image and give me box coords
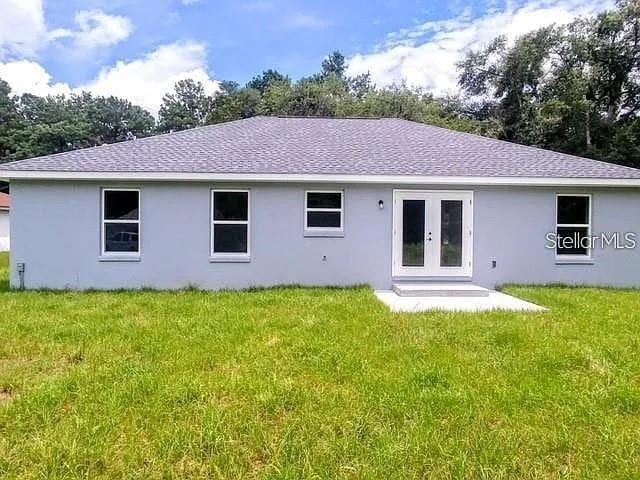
[158,79,211,132]
[246,70,289,93]
[11,93,93,158]
[219,80,240,95]
[321,51,346,78]
[207,87,261,124]
[280,75,347,117]
[347,72,374,98]
[0,79,20,161]
[84,95,154,143]
[458,27,559,145]
[457,0,640,166]
[0,81,156,163]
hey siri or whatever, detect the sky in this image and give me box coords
[0,0,612,116]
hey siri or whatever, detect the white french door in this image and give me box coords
[393,190,473,277]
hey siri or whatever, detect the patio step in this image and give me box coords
[392,283,490,298]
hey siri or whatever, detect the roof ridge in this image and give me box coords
[276,115,381,120]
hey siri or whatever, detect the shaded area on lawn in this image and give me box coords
[0,251,639,478]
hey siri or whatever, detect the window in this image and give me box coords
[211,189,250,258]
[102,189,140,256]
[305,191,343,232]
[556,194,591,258]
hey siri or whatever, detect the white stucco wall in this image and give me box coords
[0,209,9,251]
[8,180,640,290]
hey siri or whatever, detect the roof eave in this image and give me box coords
[1,170,640,187]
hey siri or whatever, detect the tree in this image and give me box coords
[321,51,346,78]
[347,72,374,98]
[208,87,261,124]
[278,75,347,117]
[219,80,239,95]
[458,28,560,145]
[10,93,94,158]
[158,79,211,132]
[456,0,640,166]
[85,95,154,143]
[0,80,156,163]
[246,69,289,93]
[0,79,20,161]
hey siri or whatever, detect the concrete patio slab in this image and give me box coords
[375,290,546,313]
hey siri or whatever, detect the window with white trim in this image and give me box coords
[211,189,250,256]
[556,194,591,257]
[102,189,140,255]
[305,191,343,231]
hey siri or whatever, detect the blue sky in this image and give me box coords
[0,0,610,115]
[40,0,471,84]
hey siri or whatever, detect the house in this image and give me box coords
[0,192,9,252]
[0,116,639,291]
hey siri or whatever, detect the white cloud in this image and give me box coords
[284,13,329,29]
[347,0,613,95]
[80,42,219,115]
[180,0,205,5]
[0,1,217,117]
[0,1,132,59]
[49,10,133,50]
[0,0,47,58]
[0,60,71,96]
[1,42,219,117]
[71,10,132,49]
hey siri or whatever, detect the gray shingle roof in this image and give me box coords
[1,116,639,179]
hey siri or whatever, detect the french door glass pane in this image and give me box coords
[402,200,425,267]
[440,200,463,267]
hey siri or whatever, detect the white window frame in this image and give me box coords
[210,188,251,260]
[555,193,592,260]
[101,187,141,258]
[304,190,344,233]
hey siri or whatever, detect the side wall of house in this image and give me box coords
[9,180,640,289]
[0,210,9,251]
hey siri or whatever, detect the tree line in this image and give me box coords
[0,51,492,165]
[458,0,640,167]
[0,0,639,169]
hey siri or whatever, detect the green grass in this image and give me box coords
[0,251,639,479]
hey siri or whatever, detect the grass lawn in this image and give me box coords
[0,252,639,478]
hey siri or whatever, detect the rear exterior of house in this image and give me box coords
[2,117,640,290]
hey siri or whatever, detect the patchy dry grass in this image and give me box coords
[0,252,639,478]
